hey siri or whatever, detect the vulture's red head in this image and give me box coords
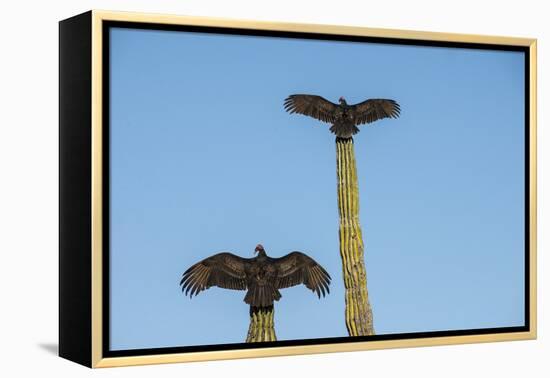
[254,244,265,254]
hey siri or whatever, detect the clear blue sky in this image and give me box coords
[109,27,525,351]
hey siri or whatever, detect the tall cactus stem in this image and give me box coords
[336,137,375,336]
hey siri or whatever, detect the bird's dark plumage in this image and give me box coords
[180,245,331,307]
[284,94,400,138]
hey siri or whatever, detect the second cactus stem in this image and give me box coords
[246,305,277,342]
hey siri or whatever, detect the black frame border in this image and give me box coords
[59,11,94,367]
[101,20,531,359]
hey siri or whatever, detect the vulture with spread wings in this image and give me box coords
[180,244,331,307]
[284,94,400,138]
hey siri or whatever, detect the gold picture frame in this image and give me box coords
[59,9,537,368]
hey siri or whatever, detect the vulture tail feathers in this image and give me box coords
[244,285,281,307]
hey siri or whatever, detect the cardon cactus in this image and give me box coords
[246,306,277,342]
[336,138,375,336]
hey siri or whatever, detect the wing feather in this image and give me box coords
[284,94,339,124]
[272,251,331,298]
[351,99,401,125]
[180,252,249,298]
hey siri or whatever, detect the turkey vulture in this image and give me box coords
[284,94,400,138]
[180,244,331,307]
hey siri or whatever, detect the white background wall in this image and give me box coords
[0,0,546,376]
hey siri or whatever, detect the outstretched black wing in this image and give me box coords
[272,252,331,298]
[180,252,249,298]
[350,99,400,125]
[284,94,339,124]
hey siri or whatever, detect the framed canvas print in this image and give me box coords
[59,10,537,368]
